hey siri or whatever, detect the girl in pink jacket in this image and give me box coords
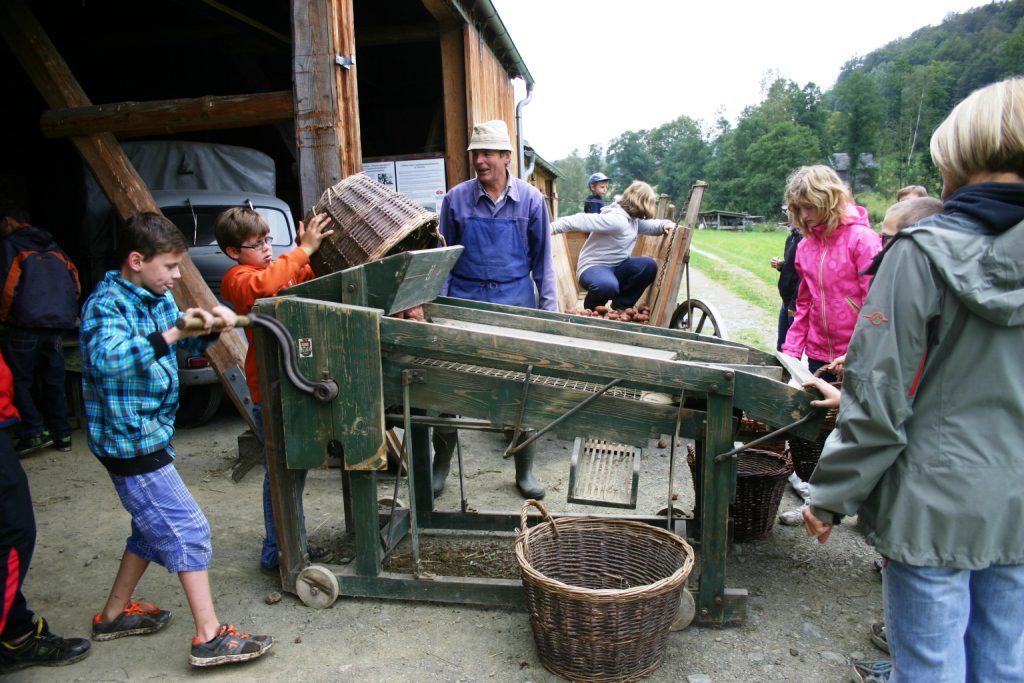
[781,165,881,379]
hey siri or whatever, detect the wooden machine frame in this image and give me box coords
[257,247,821,625]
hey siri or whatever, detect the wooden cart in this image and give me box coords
[253,247,821,625]
[552,181,726,338]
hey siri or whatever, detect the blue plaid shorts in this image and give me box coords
[109,463,212,573]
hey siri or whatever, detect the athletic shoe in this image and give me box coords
[53,434,73,452]
[189,624,272,667]
[851,659,891,682]
[92,601,172,641]
[778,505,807,526]
[0,618,91,673]
[870,621,890,654]
[15,431,53,457]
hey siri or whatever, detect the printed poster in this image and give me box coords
[395,158,446,212]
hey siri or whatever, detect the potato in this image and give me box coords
[594,305,608,314]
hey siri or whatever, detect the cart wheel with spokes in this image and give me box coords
[669,299,728,339]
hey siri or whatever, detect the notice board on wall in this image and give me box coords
[362,157,446,212]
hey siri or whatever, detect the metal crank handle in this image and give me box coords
[175,314,253,331]
[249,313,339,403]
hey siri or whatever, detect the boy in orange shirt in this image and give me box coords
[216,208,332,573]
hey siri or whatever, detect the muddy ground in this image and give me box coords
[15,267,885,682]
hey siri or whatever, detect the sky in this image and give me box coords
[489,0,994,161]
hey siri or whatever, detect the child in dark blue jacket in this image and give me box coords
[0,202,80,455]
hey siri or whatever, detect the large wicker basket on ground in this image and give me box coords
[688,445,793,542]
[307,173,439,276]
[514,500,694,683]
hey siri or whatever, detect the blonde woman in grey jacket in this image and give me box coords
[551,180,672,311]
[804,77,1024,683]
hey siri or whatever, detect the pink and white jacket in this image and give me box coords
[782,204,881,363]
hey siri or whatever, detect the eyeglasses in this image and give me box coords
[237,236,273,250]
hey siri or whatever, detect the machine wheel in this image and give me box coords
[176,384,224,428]
[295,564,339,609]
[669,299,728,339]
[670,588,696,631]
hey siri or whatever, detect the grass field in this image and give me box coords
[690,229,788,316]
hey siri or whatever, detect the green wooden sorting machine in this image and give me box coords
[254,246,822,625]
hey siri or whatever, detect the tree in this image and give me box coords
[584,144,604,176]
[606,129,656,187]
[552,149,587,216]
[832,72,885,192]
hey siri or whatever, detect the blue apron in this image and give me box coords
[448,216,536,308]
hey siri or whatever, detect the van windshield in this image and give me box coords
[163,206,292,247]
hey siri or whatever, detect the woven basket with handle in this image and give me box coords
[688,445,794,542]
[514,500,694,682]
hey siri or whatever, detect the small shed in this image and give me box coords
[525,144,559,219]
[698,210,763,231]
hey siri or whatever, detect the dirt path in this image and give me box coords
[682,254,779,351]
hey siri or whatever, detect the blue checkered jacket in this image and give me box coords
[80,271,212,460]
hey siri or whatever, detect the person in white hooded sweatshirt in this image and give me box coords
[551,180,672,311]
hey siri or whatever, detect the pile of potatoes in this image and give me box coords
[563,303,652,324]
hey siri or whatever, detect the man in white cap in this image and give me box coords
[434,119,554,500]
[438,119,557,312]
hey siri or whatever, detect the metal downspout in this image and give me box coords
[516,81,535,179]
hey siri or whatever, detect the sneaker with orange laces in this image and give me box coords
[189,624,272,667]
[91,601,172,641]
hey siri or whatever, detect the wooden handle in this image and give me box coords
[175,314,252,331]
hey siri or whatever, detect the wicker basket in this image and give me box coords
[514,500,694,683]
[688,445,793,542]
[788,409,837,482]
[308,173,439,276]
[738,414,788,456]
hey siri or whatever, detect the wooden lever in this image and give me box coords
[175,314,252,332]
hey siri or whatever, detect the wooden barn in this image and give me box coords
[1,0,547,424]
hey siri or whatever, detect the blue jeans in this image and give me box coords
[883,558,1024,682]
[3,329,70,438]
[253,404,307,570]
[579,257,658,311]
[776,304,794,352]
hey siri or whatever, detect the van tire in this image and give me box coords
[176,384,224,428]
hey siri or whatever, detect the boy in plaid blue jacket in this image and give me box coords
[79,213,273,667]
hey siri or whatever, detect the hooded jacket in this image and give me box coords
[782,205,879,363]
[80,271,216,472]
[809,183,1024,569]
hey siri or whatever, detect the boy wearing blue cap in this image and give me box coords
[583,173,611,214]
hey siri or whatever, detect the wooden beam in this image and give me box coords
[292,0,362,214]
[438,25,468,186]
[422,0,468,186]
[358,24,439,47]
[331,0,362,178]
[40,91,294,139]
[0,0,254,432]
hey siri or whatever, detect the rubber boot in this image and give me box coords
[512,433,545,500]
[431,428,457,497]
